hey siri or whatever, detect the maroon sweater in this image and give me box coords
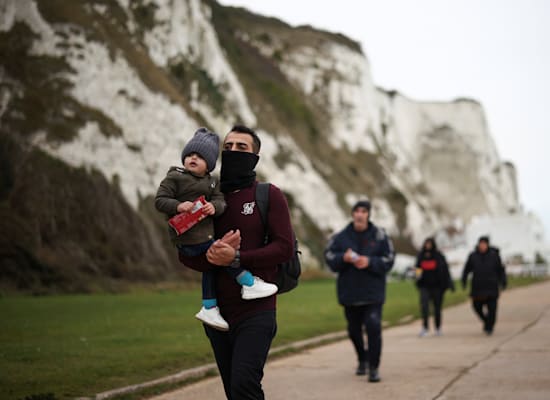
[179,181,293,325]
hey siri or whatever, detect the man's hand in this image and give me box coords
[207,241,237,266]
[176,201,193,213]
[343,249,357,264]
[354,256,369,269]
[219,229,241,249]
[202,202,215,216]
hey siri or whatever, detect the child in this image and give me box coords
[155,127,278,331]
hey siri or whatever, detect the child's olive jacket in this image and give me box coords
[155,167,226,246]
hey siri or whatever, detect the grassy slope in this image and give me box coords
[0,277,542,399]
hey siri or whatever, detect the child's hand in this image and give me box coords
[176,201,193,213]
[202,202,215,215]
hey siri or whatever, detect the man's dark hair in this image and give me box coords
[478,236,490,244]
[229,124,261,154]
[352,200,371,213]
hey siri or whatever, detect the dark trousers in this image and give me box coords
[419,287,444,329]
[472,296,498,332]
[344,304,383,369]
[204,311,277,400]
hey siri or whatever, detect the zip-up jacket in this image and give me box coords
[155,166,226,246]
[415,250,455,291]
[462,247,507,298]
[325,222,395,305]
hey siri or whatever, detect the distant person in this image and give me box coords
[461,236,507,335]
[324,200,395,383]
[155,127,277,332]
[178,125,294,399]
[415,237,455,337]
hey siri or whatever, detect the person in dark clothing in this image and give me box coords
[178,125,294,400]
[324,200,395,383]
[461,236,507,335]
[415,237,455,337]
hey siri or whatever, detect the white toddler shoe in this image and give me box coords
[195,306,229,331]
[241,276,278,300]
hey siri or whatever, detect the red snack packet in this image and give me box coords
[168,196,209,235]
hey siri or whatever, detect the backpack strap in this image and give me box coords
[255,182,270,244]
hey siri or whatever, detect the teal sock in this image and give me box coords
[236,271,254,287]
[203,298,217,309]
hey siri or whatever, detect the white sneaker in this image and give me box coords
[241,276,278,300]
[195,306,229,331]
[418,328,428,337]
[434,329,443,336]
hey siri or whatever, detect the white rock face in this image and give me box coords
[5,0,195,207]
[280,43,380,154]
[2,0,541,266]
[1,0,350,263]
[278,39,521,247]
[257,132,348,234]
[142,0,256,128]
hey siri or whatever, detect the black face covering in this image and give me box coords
[220,150,259,193]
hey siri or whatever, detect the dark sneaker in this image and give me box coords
[368,368,381,383]
[355,361,367,376]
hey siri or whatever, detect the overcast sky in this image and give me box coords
[219,0,550,239]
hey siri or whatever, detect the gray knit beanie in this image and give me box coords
[181,127,220,172]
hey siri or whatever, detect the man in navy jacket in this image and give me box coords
[324,200,395,382]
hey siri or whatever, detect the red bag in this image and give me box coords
[168,196,209,235]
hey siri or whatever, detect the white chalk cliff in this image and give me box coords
[1,0,538,279]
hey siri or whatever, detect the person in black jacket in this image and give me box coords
[324,200,395,383]
[462,236,507,335]
[415,237,455,337]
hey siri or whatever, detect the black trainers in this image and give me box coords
[368,368,381,383]
[355,361,367,376]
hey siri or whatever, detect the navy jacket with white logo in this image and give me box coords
[325,222,395,305]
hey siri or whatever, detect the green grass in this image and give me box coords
[0,276,543,399]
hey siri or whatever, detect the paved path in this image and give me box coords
[150,281,550,400]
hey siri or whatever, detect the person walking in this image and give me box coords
[462,236,507,335]
[155,127,277,331]
[178,125,294,400]
[415,237,455,337]
[324,200,395,382]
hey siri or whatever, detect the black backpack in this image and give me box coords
[255,183,301,294]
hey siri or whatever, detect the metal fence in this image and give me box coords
[506,264,549,277]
